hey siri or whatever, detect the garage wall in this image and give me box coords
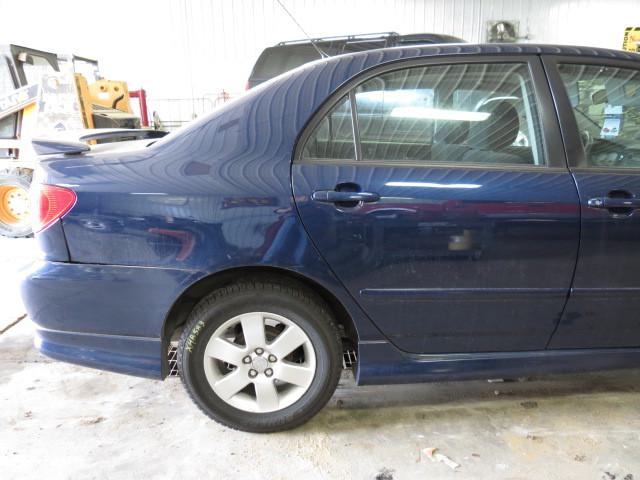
[0,0,638,123]
[152,0,640,99]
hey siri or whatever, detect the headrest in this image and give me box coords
[468,100,519,151]
[434,120,470,144]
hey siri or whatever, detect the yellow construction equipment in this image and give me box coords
[0,45,159,237]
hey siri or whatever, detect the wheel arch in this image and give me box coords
[161,265,359,375]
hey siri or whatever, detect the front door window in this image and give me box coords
[558,63,640,168]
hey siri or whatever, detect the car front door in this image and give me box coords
[292,56,580,354]
[544,56,640,348]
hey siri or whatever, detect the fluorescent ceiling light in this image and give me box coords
[357,90,428,103]
[386,181,482,189]
[390,107,490,122]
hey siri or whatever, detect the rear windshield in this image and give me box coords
[397,34,465,45]
[251,45,326,80]
[251,41,393,81]
[341,40,387,53]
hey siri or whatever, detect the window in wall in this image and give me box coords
[354,62,545,166]
[558,63,640,168]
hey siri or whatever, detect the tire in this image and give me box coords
[178,279,342,433]
[0,168,33,238]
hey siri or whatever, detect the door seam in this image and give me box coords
[288,163,393,344]
[539,54,582,349]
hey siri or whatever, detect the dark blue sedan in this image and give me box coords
[22,43,640,432]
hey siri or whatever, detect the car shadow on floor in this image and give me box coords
[299,368,640,434]
[329,368,640,410]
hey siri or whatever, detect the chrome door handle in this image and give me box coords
[311,190,380,203]
[587,197,640,209]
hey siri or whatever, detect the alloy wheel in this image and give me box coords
[202,311,317,413]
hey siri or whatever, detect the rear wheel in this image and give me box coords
[178,279,342,432]
[0,169,33,238]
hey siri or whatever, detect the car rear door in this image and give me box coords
[544,55,640,348]
[292,56,580,354]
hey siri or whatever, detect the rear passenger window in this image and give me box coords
[355,63,545,166]
[302,95,355,161]
[558,63,640,168]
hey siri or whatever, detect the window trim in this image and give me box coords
[542,55,640,171]
[295,54,566,170]
[348,90,362,161]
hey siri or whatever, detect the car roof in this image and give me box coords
[324,42,640,63]
[249,42,639,89]
[279,42,640,98]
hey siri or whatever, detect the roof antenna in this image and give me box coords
[274,0,329,58]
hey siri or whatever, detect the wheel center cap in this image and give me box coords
[252,356,268,373]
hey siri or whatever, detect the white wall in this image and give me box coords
[1,0,638,119]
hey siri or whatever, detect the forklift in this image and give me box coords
[0,44,163,237]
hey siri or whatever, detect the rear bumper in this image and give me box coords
[35,327,163,379]
[21,260,205,379]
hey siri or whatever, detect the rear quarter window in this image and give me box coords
[301,95,355,161]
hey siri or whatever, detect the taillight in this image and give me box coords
[34,184,77,233]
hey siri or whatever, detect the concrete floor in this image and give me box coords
[2,238,640,479]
